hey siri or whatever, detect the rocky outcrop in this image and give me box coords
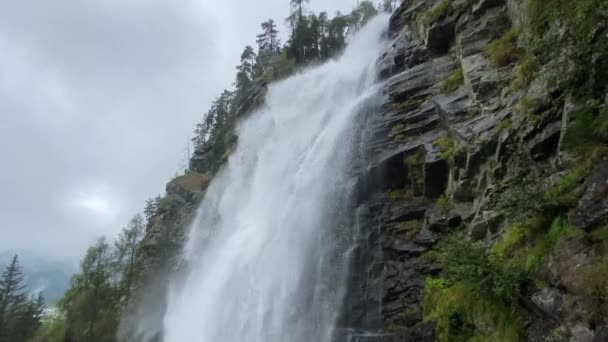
[345,0,608,340]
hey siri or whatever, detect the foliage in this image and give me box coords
[486,29,523,66]
[441,67,464,93]
[563,99,608,152]
[512,55,538,89]
[435,135,456,161]
[143,195,162,222]
[494,117,512,134]
[494,216,579,273]
[437,194,453,214]
[392,123,406,134]
[419,0,453,26]
[388,188,413,201]
[423,237,526,341]
[523,0,608,97]
[404,147,426,166]
[37,214,146,341]
[0,255,46,342]
[395,219,424,240]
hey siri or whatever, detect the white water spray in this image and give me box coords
[162,15,388,342]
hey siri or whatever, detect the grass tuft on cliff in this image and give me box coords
[418,0,452,26]
[486,29,523,66]
[441,67,464,93]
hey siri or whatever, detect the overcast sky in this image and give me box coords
[0,0,358,265]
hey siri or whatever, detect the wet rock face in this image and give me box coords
[571,161,608,232]
[343,0,608,340]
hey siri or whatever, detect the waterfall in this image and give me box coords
[161,15,388,342]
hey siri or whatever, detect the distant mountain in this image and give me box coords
[0,252,74,305]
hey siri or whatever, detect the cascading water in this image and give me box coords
[161,15,388,342]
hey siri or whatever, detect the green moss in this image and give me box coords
[396,219,424,240]
[392,123,406,134]
[486,29,523,66]
[388,189,413,201]
[394,134,407,142]
[437,194,453,214]
[404,148,426,166]
[388,306,421,332]
[435,135,456,161]
[493,216,579,273]
[494,117,512,134]
[419,0,453,26]
[581,256,608,303]
[512,55,538,89]
[441,67,464,93]
[563,100,608,152]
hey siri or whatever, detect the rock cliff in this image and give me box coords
[345,0,608,341]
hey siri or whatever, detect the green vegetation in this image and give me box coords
[423,237,526,341]
[35,216,145,341]
[0,256,46,342]
[441,67,464,93]
[437,194,453,214]
[418,0,453,26]
[512,55,537,89]
[563,100,608,152]
[394,134,407,142]
[388,188,414,201]
[515,95,544,124]
[435,135,456,161]
[494,117,512,134]
[404,148,426,166]
[494,216,579,272]
[395,219,424,240]
[486,29,522,66]
[392,123,406,134]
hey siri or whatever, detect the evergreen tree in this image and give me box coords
[143,195,162,223]
[256,19,281,73]
[0,256,46,341]
[11,293,45,342]
[288,0,311,28]
[0,255,27,340]
[349,1,378,30]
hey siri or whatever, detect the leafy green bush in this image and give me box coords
[423,237,526,341]
[441,67,464,93]
[486,29,523,66]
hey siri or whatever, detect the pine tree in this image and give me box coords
[143,196,162,223]
[11,293,45,341]
[288,0,311,27]
[0,255,28,341]
[256,19,281,73]
[349,1,378,30]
